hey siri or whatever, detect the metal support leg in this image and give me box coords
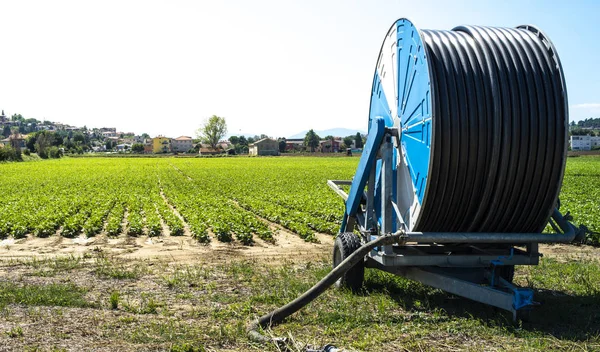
[393,267,534,320]
[381,136,394,255]
[366,165,376,232]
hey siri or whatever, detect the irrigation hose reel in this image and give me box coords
[250,19,584,350]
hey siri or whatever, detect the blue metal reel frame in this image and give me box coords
[368,18,433,231]
[340,117,386,233]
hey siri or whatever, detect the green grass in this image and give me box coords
[110,290,120,310]
[120,257,600,350]
[21,255,84,277]
[0,282,94,310]
[94,254,149,280]
[5,326,23,338]
[1,254,600,350]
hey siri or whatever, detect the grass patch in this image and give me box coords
[5,326,23,338]
[94,254,149,280]
[110,290,120,310]
[160,265,213,289]
[24,255,84,277]
[2,255,600,350]
[0,282,94,309]
[122,292,162,314]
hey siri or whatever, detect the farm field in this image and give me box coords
[0,155,599,351]
[0,155,598,246]
[0,157,355,254]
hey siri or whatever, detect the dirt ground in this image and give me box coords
[2,228,598,265]
[0,228,334,265]
[1,230,599,351]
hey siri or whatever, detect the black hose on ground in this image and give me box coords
[247,231,407,347]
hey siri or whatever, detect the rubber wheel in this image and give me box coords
[333,232,364,291]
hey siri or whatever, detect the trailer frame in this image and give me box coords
[328,117,582,320]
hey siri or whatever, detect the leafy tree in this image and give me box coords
[355,132,364,149]
[141,133,150,139]
[247,137,255,144]
[73,132,85,144]
[26,134,37,152]
[0,145,21,161]
[278,138,287,153]
[34,131,54,158]
[196,115,227,149]
[48,146,62,158]
[2,126,10,138]
[63,137,74,149]
[229,136,239,145]
[105,140,115,151]
[577,117,600,129]
[570,129,592,136]
[131,143,144,153]
[343,136,354,149]
[304,129,320,152]
[238,136,248,146]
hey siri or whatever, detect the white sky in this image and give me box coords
[1,0,598,138]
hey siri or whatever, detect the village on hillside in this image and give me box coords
[0,110,366,159]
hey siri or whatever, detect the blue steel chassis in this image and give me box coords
[328,117,581,320]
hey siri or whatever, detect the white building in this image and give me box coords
[571,135,600,151]
[172,136,194,152]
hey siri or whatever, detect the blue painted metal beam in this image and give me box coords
[345,117,386,219]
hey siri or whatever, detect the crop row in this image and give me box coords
[1,156,598,246]
[0,158,355,244]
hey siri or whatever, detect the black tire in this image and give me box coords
[333,232,364,291]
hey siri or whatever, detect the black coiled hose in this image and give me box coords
[416,25,567,233]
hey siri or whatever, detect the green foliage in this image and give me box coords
[304,129,320,152]
[197,115,227,150]
[573,117,600,129]
[560,156,600,244]
[131,143,144,153]
[110,290,120,309]
[570,128,595,136]
[5,326,23,338]
[48,146,62,159]
[355,132,364,149]
[343,135,354,149]
[0,282,93,309]
[0,145,22,161]
[0,157,354,244]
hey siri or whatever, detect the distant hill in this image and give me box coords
[288,128,366,139]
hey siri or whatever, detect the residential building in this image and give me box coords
[172,136,193,152]
[1,133,27,151]
[143,139,153,154]
[571,135,600,151]
[116,144,131,152]
[102,131,117,138]
[249,138,279,156]
[319,138,342,153]
[285,138,304,151]
[152,136,172,153]
[199,145,222,155]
